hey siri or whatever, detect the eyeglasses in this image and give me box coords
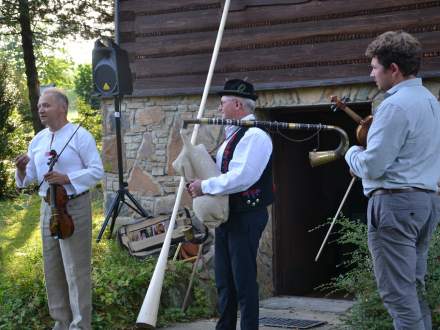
[220,98,240,107]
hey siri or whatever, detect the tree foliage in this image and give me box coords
[0,41,76,126]
[0,63,15,198]
[39,55,75,89]
[0,0,113,133]
[73,98,103,150]
[74,64,100,109]
[0,61,31,198]
[0,0,113,41]
[72,63,102,149]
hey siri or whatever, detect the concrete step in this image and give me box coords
[162,296,355,329]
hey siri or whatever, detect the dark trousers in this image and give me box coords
[215,208,268,330]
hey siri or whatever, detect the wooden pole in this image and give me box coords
[181,244,204,312]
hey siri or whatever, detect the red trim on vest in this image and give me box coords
[221,128,247,174]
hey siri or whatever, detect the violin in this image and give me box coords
[330,95,373,147]
[44,150,74,239]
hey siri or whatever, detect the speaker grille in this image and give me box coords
[94,62,117,96]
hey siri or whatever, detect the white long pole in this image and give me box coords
[136,0,231,327]
[314,176,356,262]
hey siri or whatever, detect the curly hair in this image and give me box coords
[365,31,421,76]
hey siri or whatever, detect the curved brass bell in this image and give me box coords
[309,125,349,167]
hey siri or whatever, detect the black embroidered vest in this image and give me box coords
[221,127,274,212]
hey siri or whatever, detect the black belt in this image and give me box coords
[370,187,433,197]
[68,190,89,200]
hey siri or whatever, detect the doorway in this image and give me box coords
[265,102,371,295]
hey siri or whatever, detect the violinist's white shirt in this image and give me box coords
[16,122,104,196]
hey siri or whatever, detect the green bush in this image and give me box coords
[72,98,103,150]
[0,247,50,328]
[426,227,440,326]
[0,62,21,198]
[72,64,102,150]
[326,216,440,329]
[0,60,34,199]
[0,194,217,329]
[74,64,100,110]
[91,240,216,329]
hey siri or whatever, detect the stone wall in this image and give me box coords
[102,96,223,221]
[102,78,440,298]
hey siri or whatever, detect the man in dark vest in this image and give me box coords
[188,79,273,330]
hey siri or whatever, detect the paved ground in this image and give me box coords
[162,296,354,329]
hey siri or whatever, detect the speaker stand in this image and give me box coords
[96,96,148,242]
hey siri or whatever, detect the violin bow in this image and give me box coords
[36,123,82,190]
[315,176,356,262]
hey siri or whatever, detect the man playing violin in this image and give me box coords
[15,88,104,330]
[345,31,440,329]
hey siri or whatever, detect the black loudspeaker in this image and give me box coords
[92,38,133,96]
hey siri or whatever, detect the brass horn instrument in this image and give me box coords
[183,118,349,167]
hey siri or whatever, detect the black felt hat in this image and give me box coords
[218,79,258,100]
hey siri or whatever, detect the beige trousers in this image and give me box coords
[40,192,92,330]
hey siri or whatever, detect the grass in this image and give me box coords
[0,191,217,329]
[0,192,100,277]
[0,194,41,274]
[0,194,51,328]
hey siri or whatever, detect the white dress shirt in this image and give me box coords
[201,114,273,195]
[16,122,104,196]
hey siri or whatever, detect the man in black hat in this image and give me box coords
[188,79,273,330]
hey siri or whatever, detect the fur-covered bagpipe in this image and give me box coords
[172,129,229,228]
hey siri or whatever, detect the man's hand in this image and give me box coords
[187,179,203,198]
[15,154,29,171]
[44,171,70,185]
[15,154,29,180]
